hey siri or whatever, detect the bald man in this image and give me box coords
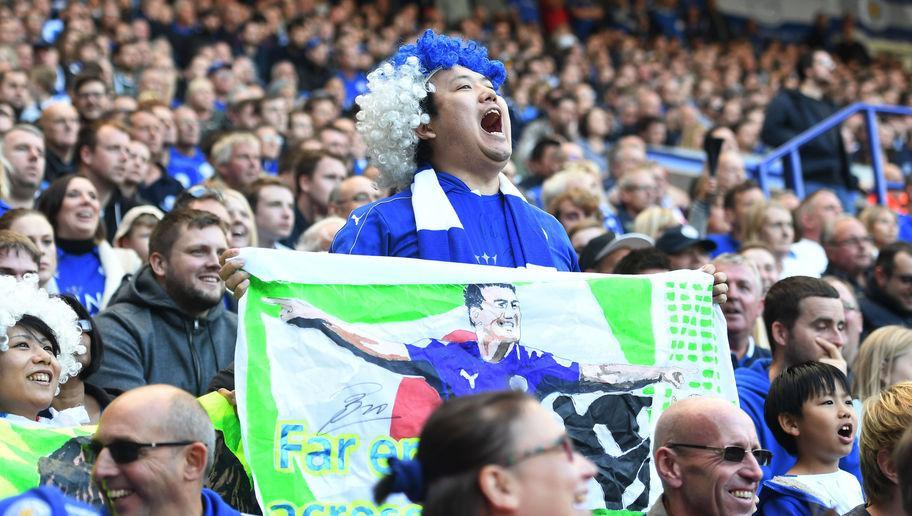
[649,397,766,516]
[90,385,239,516]
[328,175,381,219]
[38,102,80,183]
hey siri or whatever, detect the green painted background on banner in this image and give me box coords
[0,422,93,497]
[588,277,655,366]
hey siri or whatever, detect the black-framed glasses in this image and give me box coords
[505,434,575,466]
[666,443,772,467]
[81,439,197,464]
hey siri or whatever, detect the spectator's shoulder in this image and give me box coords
[331,190,416,255]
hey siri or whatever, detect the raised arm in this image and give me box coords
[265,298,410,361]
[579,363,685,390]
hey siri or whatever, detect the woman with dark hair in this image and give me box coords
[0,208,59,292]
[36,175,140,315]
[51,295,112,423]
[374,391,596,516]
[0,276,86,427]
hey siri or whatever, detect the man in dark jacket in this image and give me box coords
[860,242,912,336]
[91,209,236,396]
[761,50,858,212]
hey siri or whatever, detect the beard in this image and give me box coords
[163,273,224,315]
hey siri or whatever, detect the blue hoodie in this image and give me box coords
[735,358,862,483]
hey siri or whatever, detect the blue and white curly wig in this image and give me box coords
[355,30,507,191]
[0,276,83,390]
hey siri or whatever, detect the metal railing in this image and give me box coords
[752,102,912,205]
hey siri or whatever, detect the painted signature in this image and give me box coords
[316,382,399,434]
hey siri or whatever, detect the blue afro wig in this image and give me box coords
[390,29,506,90]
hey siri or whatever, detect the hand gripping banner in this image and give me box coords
[235,249,737,516]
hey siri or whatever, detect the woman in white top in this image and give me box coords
[0,275,87,427]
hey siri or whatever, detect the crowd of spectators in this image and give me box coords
[3,0,912,514]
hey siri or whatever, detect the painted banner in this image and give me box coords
[0,392,244,506]
[0,421,97,502]
[235,249,737,516]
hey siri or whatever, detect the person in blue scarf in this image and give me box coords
[328,29,577,271]
[219,31,728,303]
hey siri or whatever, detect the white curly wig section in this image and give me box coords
[355,56,433,192]
[0,276,83,387]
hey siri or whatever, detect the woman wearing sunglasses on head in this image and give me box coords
[51,295,112,424]
[0,276,87,427]
[374,390,597,516]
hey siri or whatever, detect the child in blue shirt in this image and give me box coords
[758,361,864,515]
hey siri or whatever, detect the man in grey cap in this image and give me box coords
[579,231,654,273]
[656,225,717,270]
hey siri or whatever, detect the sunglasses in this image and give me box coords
[81,439,197,464]
[505,434,575,466]
[667,443,772,466]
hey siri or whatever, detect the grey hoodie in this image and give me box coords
[90,265,237,396]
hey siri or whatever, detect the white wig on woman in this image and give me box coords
[0,275,83,387]
[355,30,507,192]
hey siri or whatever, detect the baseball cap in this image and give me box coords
[112,205,165,244]
[579,231,654,271]
[655,225,717,254]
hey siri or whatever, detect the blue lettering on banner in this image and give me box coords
[274,501,422,516]
[276,422,361,475]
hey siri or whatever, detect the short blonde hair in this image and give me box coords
[633,206,678,240]
[296,216,345,252]
[210,132,259,167]
[853,325,912,401]
[211,184,259,248]
[546,187,602,224]
[860,382,912,505]
[859,205,897,248]
[540,169,603,209]
[859,205,895,234]
[741,201,793,245]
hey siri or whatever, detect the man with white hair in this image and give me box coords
[211,132,262,193]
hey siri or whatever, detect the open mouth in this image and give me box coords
[26,372,51,384]
[105,488,134,501]
[76,210,96,221]
[198,274,221,284]
[838,423,853,440]
[729,489,754,500]
[481,108,503,135]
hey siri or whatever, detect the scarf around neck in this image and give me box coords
[410,167,555,269]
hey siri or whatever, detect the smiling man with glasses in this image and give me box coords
[649,397,766,516]
[91,384,240,516]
